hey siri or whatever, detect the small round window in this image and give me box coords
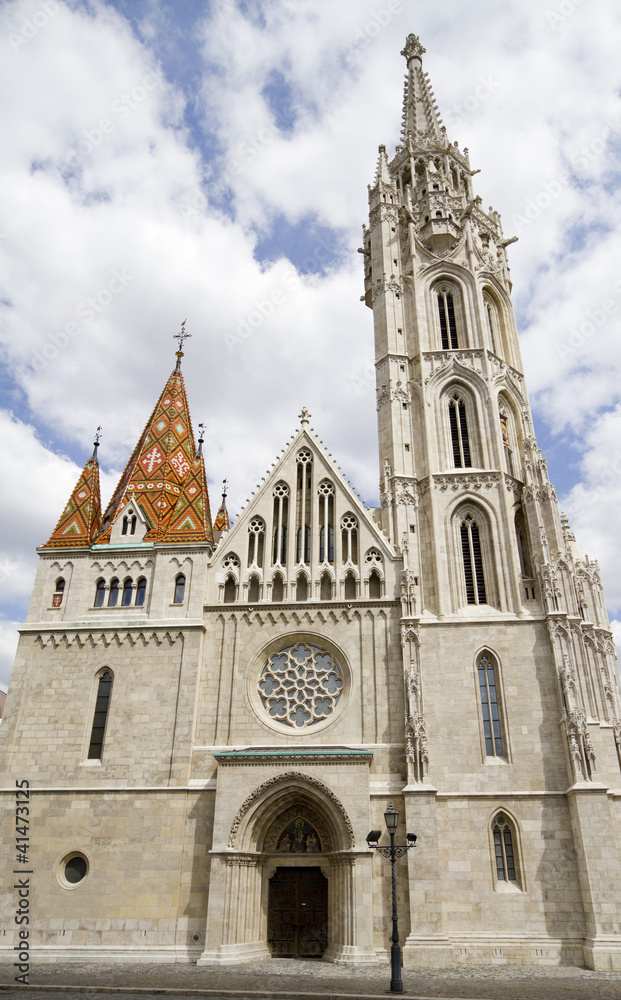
[59,853,89,887]
[258,643,343,729]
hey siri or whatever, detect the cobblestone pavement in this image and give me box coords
[3,960,621,1000]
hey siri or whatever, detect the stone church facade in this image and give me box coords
[2,35,621,970]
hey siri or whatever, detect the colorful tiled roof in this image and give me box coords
[97,368,213,545]
[161,450,214,544]
[42,448,102,548]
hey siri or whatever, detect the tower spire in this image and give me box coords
[400,33,444,143]
[42,433,102,548]
[96,356,213,546]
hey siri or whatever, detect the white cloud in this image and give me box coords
[1,0,621,689]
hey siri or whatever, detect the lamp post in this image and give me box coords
[367,803,417,994]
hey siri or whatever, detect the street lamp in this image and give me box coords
[367,803,417,994]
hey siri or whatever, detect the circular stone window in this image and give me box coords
[258,642,344,730]
[58,853,89,888]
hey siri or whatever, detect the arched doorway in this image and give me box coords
[199,769,376,965]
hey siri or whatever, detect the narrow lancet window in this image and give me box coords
[135,577,146,607]
[449,395,471,468]
[272,573,284,602]
[344,572,356,600]
[248,517,265,568]
[460,514,486,604]
[121,578,133,607]
[296,573,308,601]
[53,578,65,607]
[477,652,504,757]
[437,289,458,349]
[318,482,335,563]
[320,571,332,601]
[173,574,185,604]
[108,578,119,607]
[295,452,312,564]
[94,579,106,607]
[369,570,382,599]
[248,575,260,603]
[492,814,518,883]
[272,483,289,565]
[223,575,236,603]
[87,671,113,760]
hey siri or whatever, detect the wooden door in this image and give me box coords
[267,866,328,957]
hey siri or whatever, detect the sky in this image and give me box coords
[1,0,621,689]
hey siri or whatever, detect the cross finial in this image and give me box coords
[299,406,311,427]
[174,319,191,370]
[221,478,228,503]
[91,425,102,460]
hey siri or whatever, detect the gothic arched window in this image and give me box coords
[135,577,146,607]
[477,651,505,757]
[108,578,119,608]
[296,452,313,564]
[341,513,358,565]
[318,481,335,563]
[87,670,113,760]
[53,577,65,607]
[223,575,236,603]
[320,571,332,601]
[296,573,308,602]
[344,571,357,600]
[271,572,284,603]
[448,394,472,468]
[94,579,106,608]
[491,813,520,887]
[460,514,486,605]
[121,577,133,607]
[248,575,260,603]
[247,517,265,568]
[272,483,289,565]
[437,287,459,349]
[369,570,382,599]
[173,574,185,604]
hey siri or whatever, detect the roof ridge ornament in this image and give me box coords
[299,406,311,427]
[174,319,191,371]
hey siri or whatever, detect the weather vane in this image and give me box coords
[221,478,228,502]
[174,319,191,370]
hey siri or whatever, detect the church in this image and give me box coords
[2,34,621,970]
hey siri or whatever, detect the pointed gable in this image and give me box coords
[213,414,395,591]
[97,368,212,545]
[42,449,102,549]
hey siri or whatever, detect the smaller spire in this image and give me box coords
[91,425,102,461]
[42,443,102,549]
[400,33,444,143]
[213,478,230,538]
[374,144,392,187]
[174,319,191,372]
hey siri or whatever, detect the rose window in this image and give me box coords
[258,643,343,729]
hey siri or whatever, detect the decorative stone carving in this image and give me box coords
[228,771,355,849]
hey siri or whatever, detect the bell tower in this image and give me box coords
[362,34,621,971]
